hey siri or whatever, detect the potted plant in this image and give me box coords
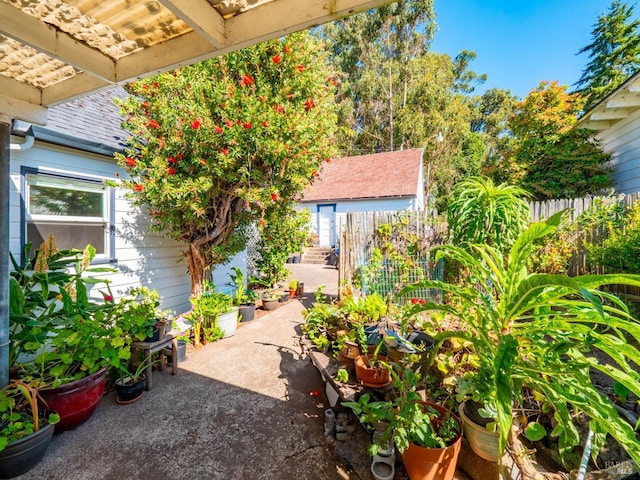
[114,355,158,404]
[0,380,60,478]
[354,333,391,388]
[261,291,281,311]
[188,282,238,339]
[126,286,169,342]
[229,267,258,322]
[9,237,143,431]
[288,279,298,299]
[401,213,640,469]
[344,366,462,480]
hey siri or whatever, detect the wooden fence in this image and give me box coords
[339,210,445,297]
[339,192,640,298]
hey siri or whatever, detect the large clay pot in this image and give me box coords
[0,421,55,478]
[401,403,463,480]
[354,355,391,388]
[38,367,107,432]
[458,401,502,462]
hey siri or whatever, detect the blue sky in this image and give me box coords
[431,0,617,99]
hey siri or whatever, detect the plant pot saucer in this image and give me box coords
[359,379,393,389]
[115,394,143,405]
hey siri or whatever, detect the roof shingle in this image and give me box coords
[302,149,423,202]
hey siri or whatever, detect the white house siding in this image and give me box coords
[9,142,244,314]
[301,197,416,245]
[594,108,640,194]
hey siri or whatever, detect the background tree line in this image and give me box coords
[318,0,640,207]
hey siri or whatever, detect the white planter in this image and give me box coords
[458,401,502,462]
[217,307,239,338]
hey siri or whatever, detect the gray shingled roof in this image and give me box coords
[35,87,130,155]
[301,149,424,203]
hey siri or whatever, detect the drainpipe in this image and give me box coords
[0,118,10,388]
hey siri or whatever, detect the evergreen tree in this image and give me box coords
[575,0,640,111]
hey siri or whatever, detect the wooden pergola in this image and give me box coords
[0,0,396,386]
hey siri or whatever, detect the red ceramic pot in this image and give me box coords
[38,367,107,432]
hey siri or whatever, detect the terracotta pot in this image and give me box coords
[341,341,361,360]
[354,354,391,388]
[38,367,107,432]
[401,403,463,480]
[458,401,502,462]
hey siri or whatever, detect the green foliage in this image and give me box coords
[187,285,233,346]
[344,366,459,453]
[9,237,142,388]
[115,31,338,294]
[354,215,443,301]
[487,82,612,200]
[255,207,310,287]
[586,201,640,273]
[575,0,640,111]
[447,176,530,252]
[0,380,60,452]
[401,213,640,463]
[229,267,257,305]
[342,293,388,323]
[335,368,350,383]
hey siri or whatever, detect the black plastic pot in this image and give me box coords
[144,323,166,343]
[239,303,256,322]
[114,376,146,404]
[0,420,55,478]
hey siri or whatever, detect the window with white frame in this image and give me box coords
[22,169,115,261]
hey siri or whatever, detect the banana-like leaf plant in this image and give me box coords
[400,212,640,465]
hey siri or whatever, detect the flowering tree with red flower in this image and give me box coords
[115,32,338,294]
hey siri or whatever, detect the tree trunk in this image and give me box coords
[185,243,210,296]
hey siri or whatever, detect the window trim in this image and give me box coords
[20,167,116,265]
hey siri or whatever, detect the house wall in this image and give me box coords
[302,197,418,243]
[594,108,640,194]
[9,141,244,314]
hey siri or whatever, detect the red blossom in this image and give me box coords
[244,122,252,129]
[271,193,278,201]
[214,126,224,134]
[167,156,177,164]
[259,219,265,227]
[142,83,149,90]
[304,99,316,111]
[125,157,136,167]
[240,74,254,86]
[168,167,176,175]
[191,119,201,130]
[325,158,331,163]
[284,45,291,54]
[221,148,229,155]
[226,120,234,127]
[311,170,319,177]
[272,54,282,64]
[133,184,143,192]
[142,101,150,109]
[262,121,268,127]
[258,95,266,102]
[103,294,114,302]
[147,119,159,129]
[153,81,159,88]
[177,153,184,159]
[297,65,304,73]
[274,105,285,113]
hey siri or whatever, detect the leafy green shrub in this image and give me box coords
[447,176,530,253]
[586,201,640,274]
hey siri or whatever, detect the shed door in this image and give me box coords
[318,205,336,247]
